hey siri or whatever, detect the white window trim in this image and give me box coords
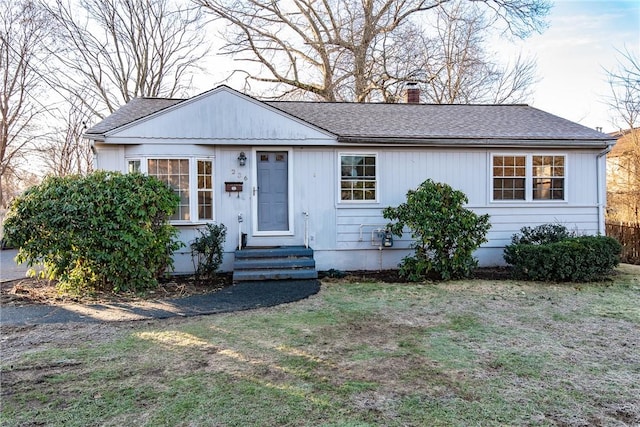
[125,156,216,224]
[337,152,379,204]
[490,153,567,203]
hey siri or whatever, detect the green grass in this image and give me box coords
[2,266,640,426]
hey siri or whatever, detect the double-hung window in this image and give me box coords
[532,155,565,200]
[127,157,214,221]
[340,154,377,202]
[492,154,565,202]
[197,160,214,220]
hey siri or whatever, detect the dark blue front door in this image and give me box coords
[257,151,288,231]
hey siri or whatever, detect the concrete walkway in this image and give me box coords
[0,249,320,326]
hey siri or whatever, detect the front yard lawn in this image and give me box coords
[1,265,639,426]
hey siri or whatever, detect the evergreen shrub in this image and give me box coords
[3,171,182,293]
[504,225,621,282]
[383,179,491,280]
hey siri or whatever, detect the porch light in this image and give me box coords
[238,151,247,166]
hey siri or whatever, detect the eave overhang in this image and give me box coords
[336,136,616,149]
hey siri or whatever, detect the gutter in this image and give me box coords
[337,136,613,149]
[596,142,616,234]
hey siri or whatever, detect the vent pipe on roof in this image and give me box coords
[405,82,420,104]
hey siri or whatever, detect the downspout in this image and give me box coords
[237,214,244,250]
[596,142,615,235]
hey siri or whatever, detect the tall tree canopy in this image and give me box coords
[195,0,550,102]
[44,0,210,119]
[0,0,51,207]
[416,2,537,104]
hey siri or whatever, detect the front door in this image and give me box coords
[257,151,289,231]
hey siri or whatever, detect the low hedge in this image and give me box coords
[504,234,621,282]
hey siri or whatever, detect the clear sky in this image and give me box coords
[510,0,640,133]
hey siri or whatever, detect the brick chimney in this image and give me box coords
[405,82,420,104]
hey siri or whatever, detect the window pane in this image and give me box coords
[128,160,140,174]
[197,160,214,219]
[148,159,190,221]
[198,160,211,175]
[533,178,564,200]
[340,155,376,201]
[158,159,168,175]
[532,156,565,200]
[493,178,525,200]
[493,156,526,200]
[198,191,213,220]
[197,160,213,189]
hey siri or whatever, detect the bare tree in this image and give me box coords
[0,0,50,208]
[605,47,640,223]
[607,48,640,131]
[195,0,549,102]
[418,1,537,104]
[44,0,210,120]
[38,97,94,177]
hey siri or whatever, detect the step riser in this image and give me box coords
[235,259,316,270]
[233,246,317,282]
[234,246,313,259]
[233,270,318,281]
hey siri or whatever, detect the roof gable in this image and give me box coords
[91,86,334,142]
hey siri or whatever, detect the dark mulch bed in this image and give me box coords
[0,274,233,306]
[1,267,513,307]
[319,267,513,282]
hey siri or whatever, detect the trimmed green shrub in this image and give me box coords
[3,171,182,293]
[511,223,575,245]
[383,179,491,280]
[504,226,621,282]
[191,223,227,280]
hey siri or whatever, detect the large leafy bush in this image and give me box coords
[3,171,182,293]
[383,179,491,280]
[504,224,621,282]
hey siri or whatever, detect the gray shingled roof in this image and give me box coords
[85,91,612,143]
[267,102,610,142]
[85,97,183,135]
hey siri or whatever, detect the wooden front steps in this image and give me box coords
[233,246,318,282]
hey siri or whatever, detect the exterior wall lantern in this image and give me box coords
[237,151,247,166]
